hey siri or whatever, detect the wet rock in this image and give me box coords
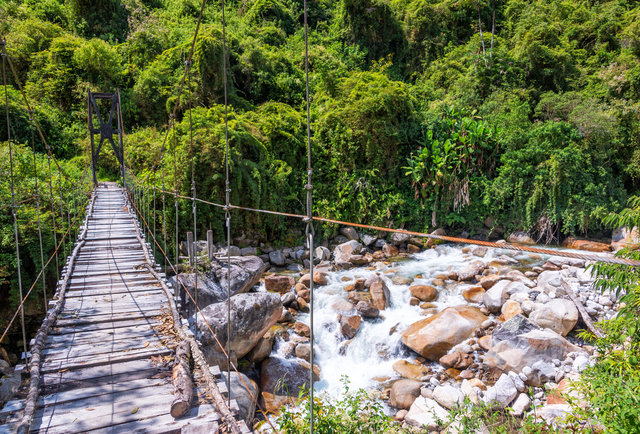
[299,272,329,287]
[410,285,438,302]
[295,343,311,362]
[382,244,399,257]
[392,360,429,380]
[370,279,391,310]
[293,321,310,337]
[401,306,488,360]
[508,231,535,245]
[194,292,281,365]
[281,292,296,306]
[332,299,355,313]
[340,315,362,339]
[356,301,379,318]
[433,384,464,410]
[392,275,413,285]
[220,371,259,425]
[389,379,421,410]
[462,286,485,303]
[479,274,502,289]
[529,299,579,336]
[404,397,449,430]
[457,261,486,281]
[472,246,488,257]
[265,275,295,293]
[407,244,421,254]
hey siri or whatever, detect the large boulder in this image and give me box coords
[389,379,421,410]
[484,315,579,373]
[260,357,320,413]
[401,306,487,360]
[340,226,359,241]
[0,361,20,407]
[265,275,295,293]
[390,232,411,246]
[332,240,363,263]
[194,292,282,365]
[433,384,464,410]
[219,371,259,426]
[404,397,449,430]
[173,256,267,310]
[529,299,579,336]
[410,285,437,302]
[562,237,610,253]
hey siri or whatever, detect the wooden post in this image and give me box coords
[171,341,194,419]
[186,231,194,267]
[207,229,214,262]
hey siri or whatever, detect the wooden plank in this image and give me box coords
[40,346,171,374]
[54,311,164,328]
[42,334,166,361]
[46,327,163,349]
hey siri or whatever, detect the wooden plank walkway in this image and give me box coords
[0,183,249,433]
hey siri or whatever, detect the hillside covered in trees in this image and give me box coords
[2,0,640,307]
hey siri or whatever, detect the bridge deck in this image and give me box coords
[1,184,246,433]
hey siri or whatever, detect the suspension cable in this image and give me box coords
[3,38,28,364]
[28,108,47,310]
[302,2,316,429]
[220,0,233,408]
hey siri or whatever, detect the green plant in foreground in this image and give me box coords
[275,377,400,433]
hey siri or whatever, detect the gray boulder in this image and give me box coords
[529,299,579,336]
[390,232,410,246]
[483,373,519,408]
[483,280,509,313]
[361,234,377,247]
[269,250,286,266]
[220,371,258,426]
[340,227,359,241]
[194,292,282,365]
[0,361,19,407]
[332,240,363,263]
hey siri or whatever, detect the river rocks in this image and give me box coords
[220,371,258,425]
[299,272,329,287]
[529,299,579,336]
[472,246,488,257]
[483,280,509,313]
[355,301,379,318]
[562,237,611,253]
[392,360,429,380]
[370,278,391,310]
[382,244,399,257]
[0,361,20,407]
[333,240,363,263]
[174,256,267,310]
[483,373,519,408]
[511,393,531,416]
[314,246,331,262]
[361,233,377,246]
[293,321,310,337]
[462,286,485,303]
[479,274,502,289]
[484,315,579,373]
[246,330,275,363]
[340,315,362,338]
[508,231,535,245]
[194,292,281,365]
[457,261,486,281]
[501,300,522,321]
[269,250,286,266]
[340,226,359,241]
[401,306,488,360]
[393,276,413,285]
[295,343,311,361]
[535,404,572,426]
[404,396,449,430]
[390,232,410,246]
[265,275,295,293]
[433,384,464,409]
[389,379,421,410]
[410,285,437,302]
[439,351,473,370]
[260,357,320,413]
[332,299,355,313]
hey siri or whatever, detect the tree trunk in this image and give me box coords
[171,341,194,418]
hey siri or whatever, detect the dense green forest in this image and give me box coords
[2,0,640,315]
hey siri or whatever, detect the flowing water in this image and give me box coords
[269,244,551,397]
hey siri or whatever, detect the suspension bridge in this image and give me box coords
[2,0,639,432]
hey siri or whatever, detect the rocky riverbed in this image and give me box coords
[172,229,621,430]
